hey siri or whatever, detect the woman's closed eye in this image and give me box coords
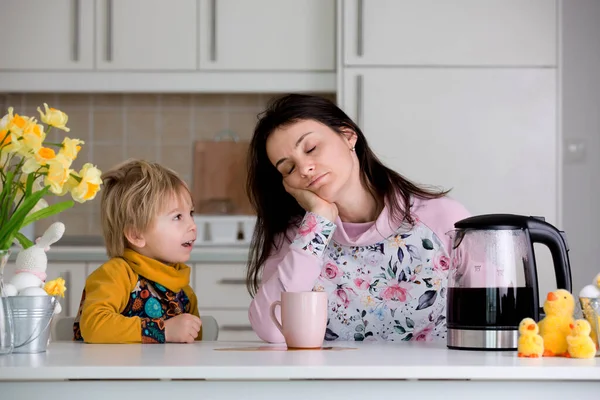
[286,147,315,174]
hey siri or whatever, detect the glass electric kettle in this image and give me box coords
[445,214,572,350]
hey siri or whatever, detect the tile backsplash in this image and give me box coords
[0,92,334,238]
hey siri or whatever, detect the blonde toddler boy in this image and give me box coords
[73,159,202,343]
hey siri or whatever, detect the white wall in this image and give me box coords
[562,0,600,293]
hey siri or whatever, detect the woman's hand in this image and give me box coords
[283,181,338,222]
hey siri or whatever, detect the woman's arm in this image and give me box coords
[248,212,336,343]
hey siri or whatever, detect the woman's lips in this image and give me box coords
[308,173,328,188]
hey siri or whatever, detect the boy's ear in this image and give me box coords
[124,228,146,248]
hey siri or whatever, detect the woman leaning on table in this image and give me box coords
[245,94,470,343]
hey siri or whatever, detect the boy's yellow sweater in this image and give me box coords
[74,249,202,343]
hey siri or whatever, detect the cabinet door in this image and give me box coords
[193,263,251,309]
[199,309,258,341]
[342,68,558,223]
[199,0,335,71]
[0,0,94,70]
[45,263,87,318]
[96,0,197,70]
[343,0,556,66]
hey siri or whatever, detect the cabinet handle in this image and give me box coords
[217,278,246,285]
[64,270,72,317]
[357,0,364,57]
[72,0,80,61]
[210,0,217,61]
[356,74,363,127]
[220,325,253,332]
[106,0,113,61]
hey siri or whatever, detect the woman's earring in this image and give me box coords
[350,146,355,152]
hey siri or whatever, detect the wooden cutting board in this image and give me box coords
[192,140,254,215]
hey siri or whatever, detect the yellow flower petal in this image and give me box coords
[44,277,66,297]
[37,103,70,132]
[44,155,73,194]
[70,163,103,203]
[58,137,83,161]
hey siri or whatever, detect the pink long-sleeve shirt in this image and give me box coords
[248,196,471,343]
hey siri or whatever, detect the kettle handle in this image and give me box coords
[526,219,572,292]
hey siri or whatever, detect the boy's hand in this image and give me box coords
[283,181,338,222]
[164,313,202,343]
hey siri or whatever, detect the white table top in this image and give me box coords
[0,341,598,381]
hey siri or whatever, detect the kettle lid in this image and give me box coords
[455,214,546,230]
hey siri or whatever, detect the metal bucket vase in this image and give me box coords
[8,296,57,353]
[0,249,14,356]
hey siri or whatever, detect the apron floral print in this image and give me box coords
[293,213,450,342]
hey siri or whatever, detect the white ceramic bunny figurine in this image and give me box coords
[4,222,65,314]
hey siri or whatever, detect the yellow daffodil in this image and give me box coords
[22,147,57,173]
[70,163,102,203]
[0,113,12,150]
[37,103,70,132]
[44,277,66,297]
[59,137,83,161]
[15,119,46,157]
[44,155,73,194]
[7,110,27,134]
[0,104,102,251]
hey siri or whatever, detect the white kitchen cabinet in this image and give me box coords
[45,263,87,318]
[193,262,258,341]
[0,0,94,70]
[95,0,198,71]
[199,309,258,342]
[342,0,557,66]
[193,263,251,309]
[341,68,558,224]
[198,0,335,71]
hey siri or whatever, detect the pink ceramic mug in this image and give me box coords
[269,291,328,349]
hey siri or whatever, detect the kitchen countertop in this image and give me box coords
[0,341,598,399]
[0,341,598,381]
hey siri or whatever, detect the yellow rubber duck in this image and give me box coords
[566,319,597,359]
[517,318,544,358]
[538,289,575,357]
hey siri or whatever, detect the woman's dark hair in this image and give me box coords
[246,94,449,296]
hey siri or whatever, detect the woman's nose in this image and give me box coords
[298,161,315,177]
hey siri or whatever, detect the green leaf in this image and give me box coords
[0,186,49,248]
[25,172,35,197]
[394,325,406,334]
[0,170,15,224]
[387,266,395,279]
[14,232,34,249]
[21,199,74,227]
[422,238,434,250]
[402,333,413,341]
